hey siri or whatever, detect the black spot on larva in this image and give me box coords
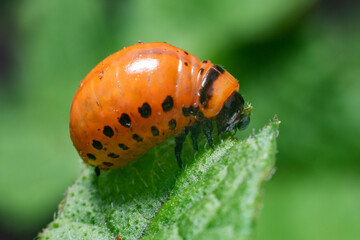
[184,62,188,66]
[169,119,176,130]
[182,107,191,117]
[103,126,114,138]
[199,65,224,108]
[132,134,143,142]
[162,96,173,112]
[184,51,189,55]
[107,153,119,158]
[199,68,204,75]
[118,143,129,150]
[138,102,152,118]
[87,153,96,160]
[151,126,159,136]
[92,140,103,150]
[103,162,114,166]
[119,113,131,128]
[202,60,208,64]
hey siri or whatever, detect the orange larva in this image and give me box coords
[69,42,250,175]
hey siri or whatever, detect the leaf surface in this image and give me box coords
[38,117,279,240]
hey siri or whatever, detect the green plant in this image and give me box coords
[38,117,279,240]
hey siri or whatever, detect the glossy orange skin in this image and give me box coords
[70,42,239,170]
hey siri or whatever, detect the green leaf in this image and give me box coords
[38,117,279,240]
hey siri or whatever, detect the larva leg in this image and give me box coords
[202,119,214,148]
[95,166,101,176]
[174,128,189,168]
[189,121,201,151]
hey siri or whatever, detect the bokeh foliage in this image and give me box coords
[0,0,359,239]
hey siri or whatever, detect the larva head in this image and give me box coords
[197,63,251,134]
[215,91,251,134]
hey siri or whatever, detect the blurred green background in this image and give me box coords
[0,0,359,239]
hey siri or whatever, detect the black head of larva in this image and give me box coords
[215,91,250,134]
